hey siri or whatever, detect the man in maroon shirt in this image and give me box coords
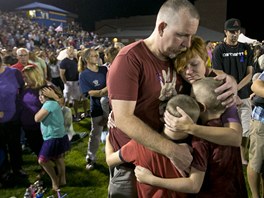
[107,0,238,197]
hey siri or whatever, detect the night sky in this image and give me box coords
[0,0,263,41]
[226,0,263,42]
[0,0,165,30]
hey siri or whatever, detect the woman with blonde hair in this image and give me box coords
[21,65,46,157]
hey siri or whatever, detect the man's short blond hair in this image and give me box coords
[157,0,199,25]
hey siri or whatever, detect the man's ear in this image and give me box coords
[197,101,206,112]
[158,22,167,37]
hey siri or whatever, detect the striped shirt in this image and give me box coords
[252,71,264,123]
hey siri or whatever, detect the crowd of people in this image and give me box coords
[0,10,111,52]
[1,0,264,197]
[0,9,122,192]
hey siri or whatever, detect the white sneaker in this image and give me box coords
[85,159,95,171]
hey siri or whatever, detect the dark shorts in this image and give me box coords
[39,135,70,162]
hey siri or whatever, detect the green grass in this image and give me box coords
[0,114,254,198]
[0,117,109,198]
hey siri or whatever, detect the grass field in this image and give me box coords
[0,113,253,198]
[0,116,109,198]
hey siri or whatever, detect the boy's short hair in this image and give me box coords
[164,94,200,140]
[192,77,225,114]
[166,94,200,123]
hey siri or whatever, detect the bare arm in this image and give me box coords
[164,108,242,147]
[59,69,67,84]
[237,66,253,91]
[188,122,242,146]
[88,87,108,97]
[251,78,264,97]
[34,108,49,122]
[135,165,205,193]
[105,134,123,168]
[112,99,193,173]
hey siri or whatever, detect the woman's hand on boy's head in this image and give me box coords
[214,74,237,108]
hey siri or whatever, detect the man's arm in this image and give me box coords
[59,68,67,84]
[88,87,108,97]
[135,165,205,193]
[237,66,253,91]
[251,78,264,97]
[111,99,193,173]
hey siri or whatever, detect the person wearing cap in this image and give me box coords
[212,18,254,166]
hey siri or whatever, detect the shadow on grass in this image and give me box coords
[65,162,109,187]
[77,118,91,129]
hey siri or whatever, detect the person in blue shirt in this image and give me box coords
[78,48,108,171]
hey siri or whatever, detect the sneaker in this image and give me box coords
[86,110,91,117]
[79,132,88,139]
[85,159,95,171]
[73,116,81,122]
[70,134,81,144]
[80,113,86,120]
[22,144,32,154]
